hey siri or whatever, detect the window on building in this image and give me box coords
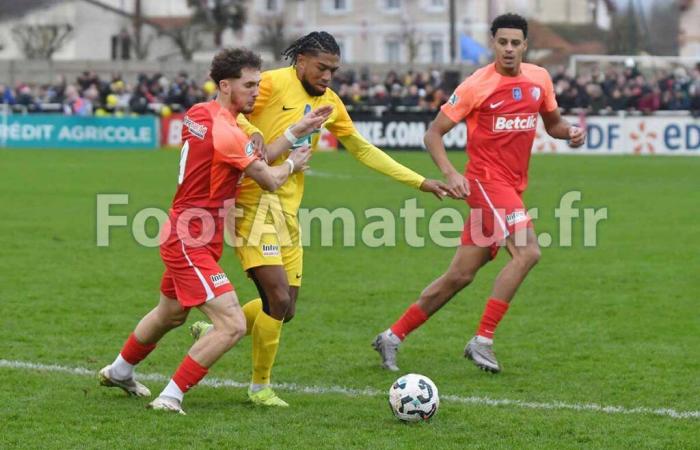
[385,0,401,10]
[430,39,444,64]
[111,30,131,61]
[385,40,400,63]
[430,0,444,7]
[266,0,278,11]
[333,0,347,11]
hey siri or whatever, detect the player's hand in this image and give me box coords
[419,179,450,201]
[568,126,586,148]
[288,144,312,172]
[445,171,470,198]
[250,132,267,162]
[292,105,334,137]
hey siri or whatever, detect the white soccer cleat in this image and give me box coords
[98,365,151,397]
[464,336,501,373]
[147,396,186,415]
[372,331,401,372]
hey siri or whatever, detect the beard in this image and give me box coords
[301,78,325,97]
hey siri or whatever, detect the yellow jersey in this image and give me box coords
[236,65,425,214]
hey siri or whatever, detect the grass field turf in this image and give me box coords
[1,148,698,449]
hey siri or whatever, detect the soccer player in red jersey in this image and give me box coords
[373,14,586,373]
[98,48,331,414]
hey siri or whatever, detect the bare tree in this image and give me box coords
[162,22,205,61]
[187,0,247,48]
[11,23,73,59]
[256,15,291,62]
[401,20,423,66]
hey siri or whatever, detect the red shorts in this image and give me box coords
[159,212,234,308]
[461,179,533,259]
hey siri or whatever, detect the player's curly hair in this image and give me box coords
[209,48,262,84]
[490,13,528,38]
[281,31,341,64]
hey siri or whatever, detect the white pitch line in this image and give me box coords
[1,359,698,420]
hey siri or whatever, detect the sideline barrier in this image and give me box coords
[348,111,700,155]
[0,114,159,149]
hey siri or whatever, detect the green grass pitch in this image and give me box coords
[1,148,699,449]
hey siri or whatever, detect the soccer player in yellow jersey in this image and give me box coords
[191,32,450,406]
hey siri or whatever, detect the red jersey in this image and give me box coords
[441,63,557,192]
[172,100,257,215]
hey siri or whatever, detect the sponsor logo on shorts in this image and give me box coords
[183,116,208,140]
[492,113,537,132]
[262,244,280,257]
[210,272,229,288]
[505,210,528,226]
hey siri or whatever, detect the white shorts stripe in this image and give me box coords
[474,179,510,239]
[180,241,215,301]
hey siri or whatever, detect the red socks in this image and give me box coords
[390,303,429,340]
[477,298,510,339]
[172,355,208,393]
[119,333,156,365]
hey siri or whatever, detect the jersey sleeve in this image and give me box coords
[212,120,257,171]
[540,70,558,113]
[237,113,262,137]
[325,91,356,137]
[338,131,425,189]
[440,76,481,123]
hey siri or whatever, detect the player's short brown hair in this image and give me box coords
[209,48,262,85]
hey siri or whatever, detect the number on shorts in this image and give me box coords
[177,140,190,185]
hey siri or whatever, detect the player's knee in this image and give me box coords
[446,270,475,290]
[514,245,541,269]
[217,314,246,347]
[169,313,187,329]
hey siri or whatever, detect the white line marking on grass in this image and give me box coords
[1,359,698,420]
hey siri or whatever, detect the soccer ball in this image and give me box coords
[388,373,439,422]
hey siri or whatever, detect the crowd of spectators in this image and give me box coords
[551,63,700,114]
[1,63,700,116]
[0,70,212,116]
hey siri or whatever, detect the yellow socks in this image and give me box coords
[241,298,263,336]
[251,311,283,385]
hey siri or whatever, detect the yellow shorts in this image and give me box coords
[234,194,303,287]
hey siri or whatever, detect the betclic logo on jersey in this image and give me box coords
[492,113,538,132]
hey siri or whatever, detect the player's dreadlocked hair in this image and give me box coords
[281,31,341,64]
[490,13,528,38]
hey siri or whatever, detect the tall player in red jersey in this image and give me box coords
[98,48,331,414]
[373,14,586,373]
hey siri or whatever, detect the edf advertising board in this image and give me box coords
[0,115,159,149]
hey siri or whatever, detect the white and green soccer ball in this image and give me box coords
[388,373,439,422]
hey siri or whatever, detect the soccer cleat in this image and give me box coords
[189,321,213,341]
[247,387,289,407]
[372,331,400,372]
[147,396,186,415]
[98,365,151,397]
[464,336,501,373]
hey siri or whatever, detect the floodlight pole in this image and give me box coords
[449,0,456,63]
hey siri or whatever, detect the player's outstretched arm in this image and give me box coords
[265,105,334,162]
[540,108,586,147]
[244,145,311,192]
[424,112,469,198]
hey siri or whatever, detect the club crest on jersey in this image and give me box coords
[512,87,522,101]
[530,87,541,101]
[245,141,255,156]
[448,93,459,105]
